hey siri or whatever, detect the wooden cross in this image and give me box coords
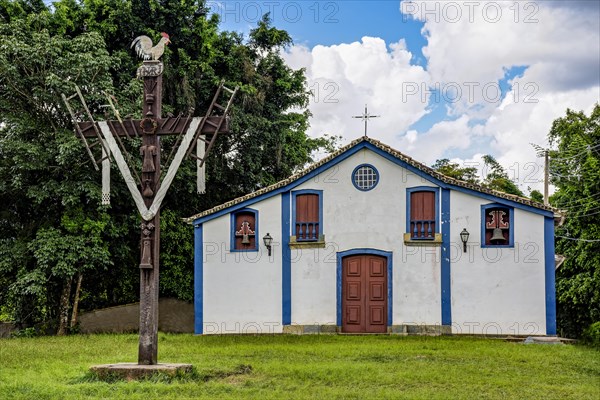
[67,59,236,365]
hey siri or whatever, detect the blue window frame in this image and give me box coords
[230,208,259,252]
[406,187,440,240]
[292,189,323,242]
[481,203,514,248]
[352,164,380,191]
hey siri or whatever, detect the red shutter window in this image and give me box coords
[484,207,509,245]
[295,194,319,241]
[234,211,256,250]
[410,191,435,239]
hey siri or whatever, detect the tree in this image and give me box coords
[548,104,600,338]
[481,155,524,197]
[0,10,117,329]
[529,189,544,204]
[431,158,478,183]
[28,213,111,335]
[0,0,335,330]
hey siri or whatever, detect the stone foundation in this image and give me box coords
[389,324,452,335]
[282,324,452,335]
[283,325,340,334]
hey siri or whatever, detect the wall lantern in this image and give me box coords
[263,233,273,256]
[460,228,470,253]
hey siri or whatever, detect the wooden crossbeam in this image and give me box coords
[76,116,229,138]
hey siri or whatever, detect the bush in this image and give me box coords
[581,322,600,348]
[11,327,38,338]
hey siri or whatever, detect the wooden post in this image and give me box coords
[67,54,235,367]
[138,60,162,365]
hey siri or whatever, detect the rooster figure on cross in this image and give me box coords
[131,32,171,60]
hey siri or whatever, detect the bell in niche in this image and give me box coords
[242,234,250,244]
[490,228,505,242]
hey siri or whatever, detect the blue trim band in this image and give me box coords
[282,192,292,325]
[480,203,514,248]
[336,248,393,327]
[192,141,553,225]
[230,208,259,252]
[441,189,452,327]
[544,216,557,335]
[194,224,203,334]
[351,163,380,191]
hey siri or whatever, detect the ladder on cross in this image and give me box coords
[61,87,113,172]
[61,80,238,191]
[186,80,238,168]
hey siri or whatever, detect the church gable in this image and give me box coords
[187,137,555,225]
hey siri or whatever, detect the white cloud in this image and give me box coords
[423,3,598,88]
[283,36,430,144]
[283,1,599,194]
[478,82,598,192]
[396,114,473,164]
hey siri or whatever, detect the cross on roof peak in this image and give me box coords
[351,104,380,137]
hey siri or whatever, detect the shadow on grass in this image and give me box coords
[72,364,253,384]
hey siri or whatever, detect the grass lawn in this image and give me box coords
[0,334,598,399]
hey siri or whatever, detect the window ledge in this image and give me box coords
[403,233,442,246]
[289,235,326,249]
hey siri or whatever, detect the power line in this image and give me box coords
[562,209,600,218]
[554,200,600,211]
[549,143,600,162]
[556,235,600,243]
[551,191,600,208]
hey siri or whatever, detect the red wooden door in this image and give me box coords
[342,255,387,333]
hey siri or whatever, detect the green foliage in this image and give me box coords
[529,189,544,204]
[431,156,531,199]
[581,322,600,349]
[10,326,38,338]
[159,209,194,301]
[0,10,117,326]
[0,0,334,329]
[249,13,292,51]
[431,158,478,183]
[481,154,524,196]
[549,105,600,338]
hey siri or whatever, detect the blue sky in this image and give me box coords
[214,1,428,63]
[258,0,598,193]
[211,1,548,163]
[41,0,599,190]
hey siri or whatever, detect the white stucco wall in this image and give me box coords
[290,148,441,326]
[450,191,547,335]
[202,195,283,334]
[289,248,337,325]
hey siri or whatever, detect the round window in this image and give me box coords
[352,164,379,191]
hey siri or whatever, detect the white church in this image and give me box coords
[186,137,558,336]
